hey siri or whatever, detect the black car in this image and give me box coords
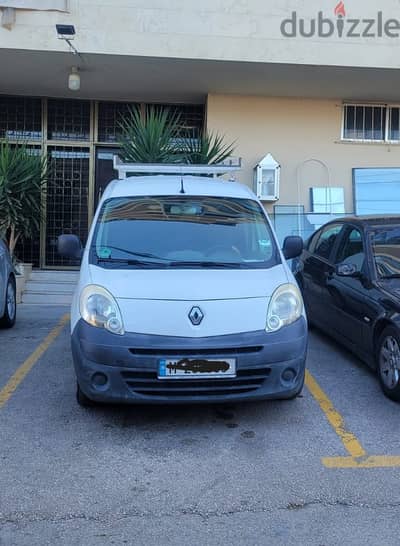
[294,215,400,401]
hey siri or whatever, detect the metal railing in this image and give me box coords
[113,155,242,179]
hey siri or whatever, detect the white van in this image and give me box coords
[58,166,307,406]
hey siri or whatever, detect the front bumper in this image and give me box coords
[71,318,307,404]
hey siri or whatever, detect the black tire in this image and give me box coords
[76,382,97,407]
[377,326,400,402]
[0,276,16,329]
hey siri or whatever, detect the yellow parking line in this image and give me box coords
[0,313,69,409]
[323,456,400,468]
[306,370,400,468]
[305,370,366,458]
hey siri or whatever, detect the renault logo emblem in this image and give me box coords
[189,306,204,326]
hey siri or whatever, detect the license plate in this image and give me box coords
[158,358,236,379]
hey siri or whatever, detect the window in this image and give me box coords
[91,196,279,270]
[313,224,343,260]
[47,99,90,141]
[146,103,205,139]
[0,96,42,141]
[343,104,386,141]
[343,104,400,143]
[371,226,400,278]
[389,107,400,141]
[336,228,365,271]
[97,102,137,143]
[308,230,321,253]
[354,168,400,215]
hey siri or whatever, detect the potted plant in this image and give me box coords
[0,140,47,300]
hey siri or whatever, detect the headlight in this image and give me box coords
[80,285,124,335]
[266,283,303,332]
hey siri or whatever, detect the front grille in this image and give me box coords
[129,346,263,356]
[121,367,271,398]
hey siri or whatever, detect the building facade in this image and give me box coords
[1,0,400,267]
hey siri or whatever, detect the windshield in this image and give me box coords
[371,226,400,278]
[90,195,279,269]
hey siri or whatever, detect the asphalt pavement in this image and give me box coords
[1,305,400,545]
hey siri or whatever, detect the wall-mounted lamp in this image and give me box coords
[56,24,76,38]
[68,67,80,91]
[56,24,83,58]
[56,24,84,90]
[253,153,280,201]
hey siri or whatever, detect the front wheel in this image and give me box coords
[377,326,400,402]
[0,277,16,329]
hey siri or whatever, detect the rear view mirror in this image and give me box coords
[336,263,361,277]
[282,236,303,260]
[57,234,83,259]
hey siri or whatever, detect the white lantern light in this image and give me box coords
[68,67,80,91]
[253,154,280,201]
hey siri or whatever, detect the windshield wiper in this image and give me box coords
[93,245,169,262]
[96,257,167,267]
[380,274,400,279]
[169,260,244,268]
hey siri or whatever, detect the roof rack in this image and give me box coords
[113,156,242,180]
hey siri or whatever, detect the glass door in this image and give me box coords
[94,147,119,210]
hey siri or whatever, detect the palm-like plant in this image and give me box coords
[182,130,236,165]
[118,106,236,168]
[118,106,183,163]
[0,141,47,259]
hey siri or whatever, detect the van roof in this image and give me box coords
[103,175,256,201]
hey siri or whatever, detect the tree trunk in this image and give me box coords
[8,225,20,259]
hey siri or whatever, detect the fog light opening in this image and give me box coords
[281,368,297,383]
[92,372,108,389]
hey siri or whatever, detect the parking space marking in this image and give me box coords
[306,370,400,468]
[305,370,366,458]
[0,313,69,409]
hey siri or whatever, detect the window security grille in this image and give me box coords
[342,104,400,143]
[47,99,90,141]
[0,96,42,141]
[97,102,138,143]
[45,146,90,267]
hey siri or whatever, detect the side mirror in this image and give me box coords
[57,234,83,259]
[335,263,361,277]
[282,236,303,260]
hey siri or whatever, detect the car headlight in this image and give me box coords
[266,283,303,332]
[80,285,124,335]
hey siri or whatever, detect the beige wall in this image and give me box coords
[1,0,400,70]
[207,94,400,213]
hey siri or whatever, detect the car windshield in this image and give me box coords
[371,226,400,278]
[90,195,279,269]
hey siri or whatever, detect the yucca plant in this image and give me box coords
[0,141,47,259]
[182,130,236,165]
[118,106,183,163]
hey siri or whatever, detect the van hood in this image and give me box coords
[88,263,289,301]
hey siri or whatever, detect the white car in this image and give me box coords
[58,174,307,406]
[0,239,16,328]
